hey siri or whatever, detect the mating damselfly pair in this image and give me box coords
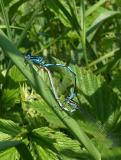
[25,53,79,112]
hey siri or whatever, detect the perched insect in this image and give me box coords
[25,53,78,112]
[25,53,45,66]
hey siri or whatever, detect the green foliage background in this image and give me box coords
[0,0,121,160]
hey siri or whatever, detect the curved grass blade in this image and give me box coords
[86,0,106,17]
[87,11,121,41]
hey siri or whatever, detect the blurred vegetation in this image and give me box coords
[1,0,121,159]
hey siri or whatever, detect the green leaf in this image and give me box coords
[46,0,71,28]
[8,0,29,19]
[32,144,50,160]
[15,2,41,47]
[72,66,121,148]
[0,119,21,138]
[30,100,65,128]
[0,0,12,40]
[8,65,26,83]
[32,127,59,150]
[0,140,22,151]
[87,11,121,41]
[86,0,106,17]
[16,143,33,160]
[73,67,102,96]
[102,147,121,160]
[0,148,20,160]
[32,127,92,160]
[72,66,120,122]
[110,75,121,93]
[1,89,20,110]
[45,0,80,34]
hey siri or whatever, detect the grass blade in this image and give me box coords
[0,0,12,40]
[80,0,88,67]
[16,4,41,47]
[86,0,106,17]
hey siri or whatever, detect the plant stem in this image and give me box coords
[89,48,119,67]
[80,0,88,67]
[0,0,12,40]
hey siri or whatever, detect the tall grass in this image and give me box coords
[1,0,121,160]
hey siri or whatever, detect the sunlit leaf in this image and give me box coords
[0,119,21,137]
[32,127,92,160]
[29,100,65,128]
[1,89,20,110]
[0,148,20,160]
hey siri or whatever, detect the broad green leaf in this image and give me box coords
[8,0,29,19]
[32,143,60,160]
[1,89,20,110]
[0,119,21,137]
[0,66,26,112]
[8,65,26,83]
[73,67,102,96]
[72,66,121,149]
[32,127,92,160]
[33,144,51,160]
[29,100,65,128]
[32,127,59,158]
[72,66,120,122]
[0,148,19,160]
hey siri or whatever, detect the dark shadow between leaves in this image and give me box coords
[72,81,121,148]
[59,148,94,160]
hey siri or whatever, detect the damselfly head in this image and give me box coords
[66,93,75,101]
[25,53,32,61]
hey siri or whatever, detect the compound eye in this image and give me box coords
[25,53,31,60]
